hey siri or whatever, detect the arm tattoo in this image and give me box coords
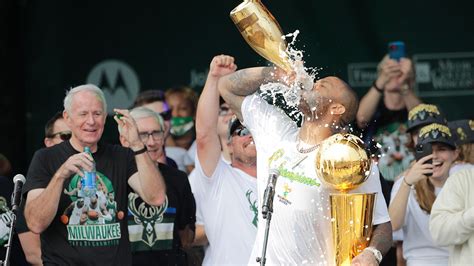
[227,67,275,96]
[369,222,392,256]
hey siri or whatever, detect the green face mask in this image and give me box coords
[170,117,194,137]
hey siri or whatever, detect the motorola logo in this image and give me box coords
[87,60,140,114]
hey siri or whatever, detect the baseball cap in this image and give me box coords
[407,104,447,133]
[448,119,474,145]
[418,123,456,149]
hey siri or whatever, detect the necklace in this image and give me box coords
[296,140,320,154]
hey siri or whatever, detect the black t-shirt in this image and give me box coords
[23,141,137,265]
[0,176,28,266]
[129,163,196,266]
[362,99,408,152]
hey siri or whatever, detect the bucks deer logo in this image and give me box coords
[128,193,168,247]
[246,189,258,227]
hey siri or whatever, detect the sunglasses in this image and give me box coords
[219,106,232,116]
[232,127,251,137]
[159,109,172,121]
[50,131,72,141]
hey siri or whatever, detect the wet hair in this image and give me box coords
[64,84,107,114]
[44,111,65,137]
[133,90,166,108]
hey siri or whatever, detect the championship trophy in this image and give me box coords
[230,0,293,73]
[315,133,376,266]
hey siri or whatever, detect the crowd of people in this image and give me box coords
[0,52,473,266]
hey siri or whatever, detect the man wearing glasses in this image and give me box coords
[191,55,257,265]
[120,106,196,265]
[44,111,72,147]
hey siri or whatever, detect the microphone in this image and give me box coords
[262,169,279,219]
[11,174,26,213]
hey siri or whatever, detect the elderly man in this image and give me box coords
[119,106,196,265]
[22,84,166,265]
[218,67,392,265]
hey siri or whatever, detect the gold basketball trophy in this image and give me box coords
[230,0,293,73]
[315,133,376,266]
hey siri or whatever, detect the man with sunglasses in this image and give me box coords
[22,84,166,265]
[191,55,257,265]
[44,111,72,147]
[16,111,72,265]
[218,65,392,265]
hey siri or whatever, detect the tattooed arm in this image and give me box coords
[217,66,277,121]
[352,221,393,265]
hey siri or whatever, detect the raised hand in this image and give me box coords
[114,108,143,150]
[209,55,238,78]
[405,154,434,185]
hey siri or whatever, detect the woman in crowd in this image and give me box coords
[389,123,459,265]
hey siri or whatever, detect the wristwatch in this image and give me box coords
[364,247,382,264]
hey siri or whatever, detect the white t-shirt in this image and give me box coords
[390,178,449,265]
[190,155,258,265]
[242,94,390,265]
[449,162,473,176]
[165,146,193,172]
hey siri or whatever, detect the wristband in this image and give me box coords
[372,80,384,93]
[133,146,147,156]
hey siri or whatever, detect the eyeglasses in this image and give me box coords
[159,109,172,121]
[138,130,165,142]
[219,106,231,116]
[232,127,251,138]
[49,131,72,141]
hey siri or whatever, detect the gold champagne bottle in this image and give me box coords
[230,0,293,73]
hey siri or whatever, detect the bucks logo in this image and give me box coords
[128,193,168,247]
[246,190,258,227]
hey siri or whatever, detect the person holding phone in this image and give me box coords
[357,42,422,182]
[389,123,459,265]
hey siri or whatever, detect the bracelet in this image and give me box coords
[403,178,414,188]
[133,146,147,156]
[372,80,384,93]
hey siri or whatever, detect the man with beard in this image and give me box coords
[218,67,392,265]
[191,55,258,265]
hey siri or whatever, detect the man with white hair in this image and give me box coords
[23,84,166,265]
[119,106,196,265]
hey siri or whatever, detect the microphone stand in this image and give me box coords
[1,211,17,266]
[256,170,278,266]
[256,208,273,266]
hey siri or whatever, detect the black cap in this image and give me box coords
[448,119,474,145]
[227,116,243,140]
[418,123,456,149]
[407,104,447,132]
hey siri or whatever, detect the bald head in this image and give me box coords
[313,76,359,127]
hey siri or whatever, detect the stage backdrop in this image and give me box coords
[14,0,474,172]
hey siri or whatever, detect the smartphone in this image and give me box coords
[414,143,433,176]
[388,41,405,61]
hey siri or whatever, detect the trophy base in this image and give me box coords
[330,192,376,266]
